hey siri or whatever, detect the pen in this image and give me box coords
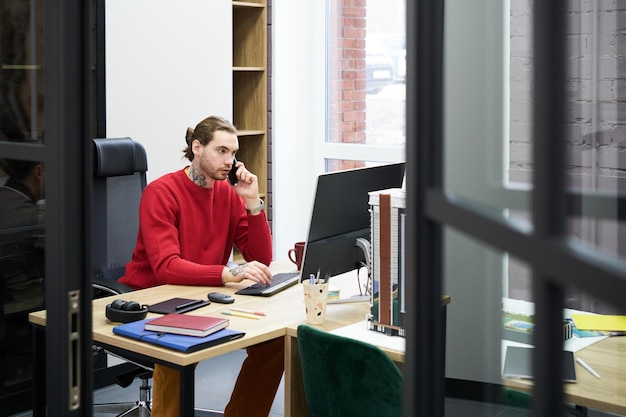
[309,273,315,285]
[230,307,266,316]
[576,357,601,379]
[175,299,203,310]
[221,310,260,320]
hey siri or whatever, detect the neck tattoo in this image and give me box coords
[187,166,208,188]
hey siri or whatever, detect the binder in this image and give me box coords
[113,318,245,353]
[148,297,211,314]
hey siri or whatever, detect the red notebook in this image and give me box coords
[144,313,229,337]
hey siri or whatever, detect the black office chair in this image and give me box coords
[90,138,223,417]
[91,136,147,297]
[90,137,153,417]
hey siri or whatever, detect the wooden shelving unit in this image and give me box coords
[232,0,268,262]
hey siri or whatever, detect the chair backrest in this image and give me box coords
[92,137,147,284]
[296,324,403,417]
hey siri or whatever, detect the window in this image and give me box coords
[325,0,405,172]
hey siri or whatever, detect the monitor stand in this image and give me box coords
[328,237,372,304]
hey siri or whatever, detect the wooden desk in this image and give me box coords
[504,336,626,415]
[30,259,449,416]
[284,295,451,417]
[29,260,373,416]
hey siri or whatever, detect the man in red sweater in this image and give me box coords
[120,115,282,417]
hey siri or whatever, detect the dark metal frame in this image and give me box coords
[40,1,94,415]
[1,0,100,413]
[405,1,626,416]
[404,0,445,416]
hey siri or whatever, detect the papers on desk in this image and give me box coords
[571,313,626,333]
[113,318,244,353]
[330,320,405,353]
[502,298,609,353]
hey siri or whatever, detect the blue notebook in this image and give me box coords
[113,318,245,353]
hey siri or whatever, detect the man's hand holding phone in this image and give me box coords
[228,157,239,185]
[228,157,263,214]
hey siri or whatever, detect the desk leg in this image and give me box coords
[440,306,447,415]
[32,325,46,417]
[179,365,195,416]
[284,334,308,417]
[575,405,587,417]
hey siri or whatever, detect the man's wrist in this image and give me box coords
[229,263,247,277]
[245,198,264,215]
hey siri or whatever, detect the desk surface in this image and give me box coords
[504,335,626,415]
[28,259,372,367]
[30,259,448,417]
[30,261,624,416]
[501,298,626,415]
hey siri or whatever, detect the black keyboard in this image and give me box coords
[235,272,300,296]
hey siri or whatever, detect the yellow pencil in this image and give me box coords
[221,310,260,320]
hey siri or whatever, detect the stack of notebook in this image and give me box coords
[113,313,245,353]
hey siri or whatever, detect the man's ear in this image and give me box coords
[33,164,44,180]
[191,139,203,157]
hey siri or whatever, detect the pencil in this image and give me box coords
[576,357,600,379]
[221,310,260,320]
[230,307,266,316]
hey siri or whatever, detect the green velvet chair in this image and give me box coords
[502,388,585,416]
[296,324,403,417]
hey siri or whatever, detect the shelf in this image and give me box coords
[233,66,265,72]
[233,5,265,68]
[232,0,268,262]
[233,1,264,8]
[238,130,265,137]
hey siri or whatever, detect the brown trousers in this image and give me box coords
[151,337,285,417]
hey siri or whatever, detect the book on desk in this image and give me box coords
[144,314,229,337]
[113,318,244,353]
[368,188,406,337]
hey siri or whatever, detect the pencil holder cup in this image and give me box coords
[302,282,329,325]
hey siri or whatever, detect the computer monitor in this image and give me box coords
[299,162,406,282]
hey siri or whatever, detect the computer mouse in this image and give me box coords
[208,292,235,304]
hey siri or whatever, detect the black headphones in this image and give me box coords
[105,299,149,323]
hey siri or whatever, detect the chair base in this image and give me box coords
[194,409,224,417]
[93,404,224,417]
[94,401,151,417]
[94,369,152,417]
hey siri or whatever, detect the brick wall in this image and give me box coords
[509,0,626,311]
[328,0,367,172]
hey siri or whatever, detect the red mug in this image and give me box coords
[288,241,306,270]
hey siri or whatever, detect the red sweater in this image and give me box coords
[119,169,272,290]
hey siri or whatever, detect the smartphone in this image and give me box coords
[228,157,239,185]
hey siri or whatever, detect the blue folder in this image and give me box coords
[113,318,245,353]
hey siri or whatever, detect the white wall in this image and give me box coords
[106,0,324,262]
[105,0,232,183]
[443,0,507,384]
[271,1,326,260]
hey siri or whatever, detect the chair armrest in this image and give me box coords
[93,275,134,297]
